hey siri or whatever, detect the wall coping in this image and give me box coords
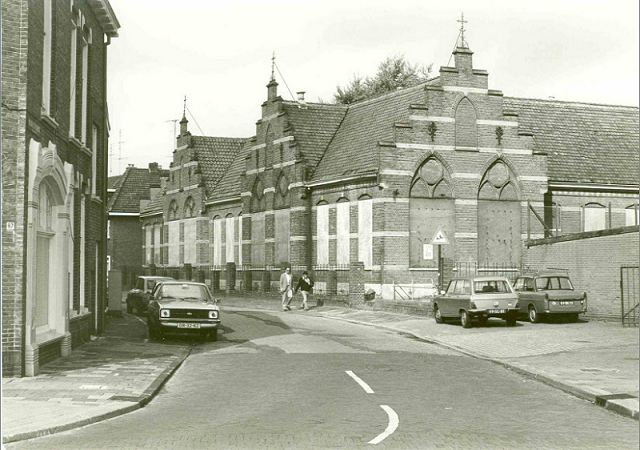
[527,226,639,247]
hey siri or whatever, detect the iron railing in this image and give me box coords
[621,266,639,327]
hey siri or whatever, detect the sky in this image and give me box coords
[106,0,639,176]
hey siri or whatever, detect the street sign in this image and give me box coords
[430,228,449,245]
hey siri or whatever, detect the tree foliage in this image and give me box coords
[333,55,433,105]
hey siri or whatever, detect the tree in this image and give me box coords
[333,55,432,105]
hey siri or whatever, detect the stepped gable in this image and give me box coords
[207,139,253,203]
[191,136,247,196]
[506,97,639,186]
[281,101,347,171]
[311,82,431,182]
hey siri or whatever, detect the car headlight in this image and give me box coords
[160,309,170,318]
[208,310,218,319]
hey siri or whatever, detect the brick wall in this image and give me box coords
[524,227,639,320]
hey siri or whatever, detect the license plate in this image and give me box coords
[559,301,574,306]
[177,323,201,329]
[487,309,506,314]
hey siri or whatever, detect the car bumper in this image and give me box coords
[159,320,220,329]
[545,305,586,314]
[469,308,520,318]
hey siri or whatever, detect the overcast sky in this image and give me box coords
[106,0,639,176]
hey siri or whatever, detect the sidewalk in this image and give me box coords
[3,296,638,444]
[220,294,640,420]
[2,313,192,444]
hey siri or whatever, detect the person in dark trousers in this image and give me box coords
[294,271,314,310]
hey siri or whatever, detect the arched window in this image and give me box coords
[584,203,606,232]
[251,178,265,212]
[38,182,54,231]
[478,160,519,201]
[184,197,196,218]
[410,158,452,199]
[455,97,477,148]
[274,173,289,208]
[168,200,178,221]
[265,124,274,168]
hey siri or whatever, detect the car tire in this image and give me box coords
[460,310,472,328]
[566,313,580,323]
[434,306,444,324]
[211,329,218,342]
[528,305,542,323]
[506,315,517,327]
[148,320,161,340]
[477,316,489,327]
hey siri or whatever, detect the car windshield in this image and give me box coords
[536,277,573,290]
[160,284,210,301]
[473,280,512,294]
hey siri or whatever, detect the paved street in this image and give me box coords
[7,308,639,450]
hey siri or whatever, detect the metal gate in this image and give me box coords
[621,266,639,327]
[478,200,521,266]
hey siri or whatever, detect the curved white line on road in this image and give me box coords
[368,405,399,445]
[345,370,375,393]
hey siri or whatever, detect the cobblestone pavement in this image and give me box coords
[2,313,192,443]
[6,310,639,450]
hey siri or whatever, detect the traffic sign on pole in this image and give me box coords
[430,228,449,245]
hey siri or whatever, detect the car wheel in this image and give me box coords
[506,315,517,327]
[477,316,489,327]
[148,320,161,340]
[460,310,472,328]
[566,313,580,323]
[528,305,542,323]
[210,329,218,342]
[434,306,444,324]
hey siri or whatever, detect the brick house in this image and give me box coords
[140,38,639,301]
[2,0,119,376]
[107,163,169,288]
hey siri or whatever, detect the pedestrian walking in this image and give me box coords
[280,267,294,311]
[294,271,314,310]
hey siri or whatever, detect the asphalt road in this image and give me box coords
[8,309,639,450]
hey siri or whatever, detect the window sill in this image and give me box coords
[79,144,92,158]
[90,195,103,204]
[40,113,59,130]
[35,329,65,346]
[455,146,479,152]
[409,267,439,271]
[69,136,83,150]
[70,309,92,320]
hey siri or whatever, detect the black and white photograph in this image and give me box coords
[2,0,639,449]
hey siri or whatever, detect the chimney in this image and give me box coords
[267,79,278,102]
[149,162,159,173]
[297,91,305,102]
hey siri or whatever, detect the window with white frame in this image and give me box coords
[42,0,53,116]
[213,218,223,266]
[69,6,78,136]
[79,194,86,312]
[316,203,329,265]
[358,197,373,268]
[226,215,235,263]
[336,201,350,265]
[626,204,639,226]
[91,125,98,195]
[80,26,91,144]
[237,215,243,266]
[584,203,606,232]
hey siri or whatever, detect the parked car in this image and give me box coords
[433,276,520,328]
[126,276,173,315]
[513,272,587,323]
[147,281,221,341]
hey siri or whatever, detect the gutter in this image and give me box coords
[549,182,639,193]
[204,196,242,207]
[305,171,378,189]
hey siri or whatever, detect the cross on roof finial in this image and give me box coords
[271,52,276,82]
[457,12,468,48]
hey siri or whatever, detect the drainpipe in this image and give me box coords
[100,34,111,334]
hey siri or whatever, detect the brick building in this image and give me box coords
[2,0,119,376]
[107,163,169,287]
[140,37,639,301]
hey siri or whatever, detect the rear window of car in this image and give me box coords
[535,277,573,290]
[474,280,512,294]
[160,284,211,301]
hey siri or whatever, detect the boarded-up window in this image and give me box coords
[225,217,235,263]
[626,205,639,226]
[154,224,162,264]
[168,221,179,266]
[212,218,222,266]
[584,203,606,232]
[478,200,521,265]
[238,216,243,266]
[358,199,373,268]
[145,226,153,264]
[317,204,329,265]
[275,209,290,265]
[251,213,265,266]
[455,97,477,148]
[336,201,350,265]
[184,219,197,264]
[409,199,455,268]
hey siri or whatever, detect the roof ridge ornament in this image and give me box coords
[271,51,276,82]
[457,12,468,48]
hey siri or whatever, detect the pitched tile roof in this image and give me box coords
[504,97,639,185]
[282,102,347,170]
[311,83,428,182]
[108,174,122,190]
[191,136,247,196]
[107,166,169,213]
[206,139,252,203]
[141,185,166,216]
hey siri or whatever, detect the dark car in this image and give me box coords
[126,276,173,315]
[433,276,520,328]
[514,272,587,323]
[147,281,220,341]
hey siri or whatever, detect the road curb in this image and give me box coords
[2,347,193,444]
[317,314,640,421]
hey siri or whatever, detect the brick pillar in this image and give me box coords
[226,263,236,292]
[211,270,220,293]
[263,269,271,292]
[327,270,338,295]
[184,263,192,281]
[349,262,365,307]
[197,269,206,284]
[243,270,252,292]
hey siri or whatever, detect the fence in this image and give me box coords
[621,266,639,327]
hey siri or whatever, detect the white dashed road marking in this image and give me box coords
[345,370,375,393]
[368,405,399,445]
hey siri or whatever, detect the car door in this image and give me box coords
[440,280,457,317]
[458,279,472,312]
